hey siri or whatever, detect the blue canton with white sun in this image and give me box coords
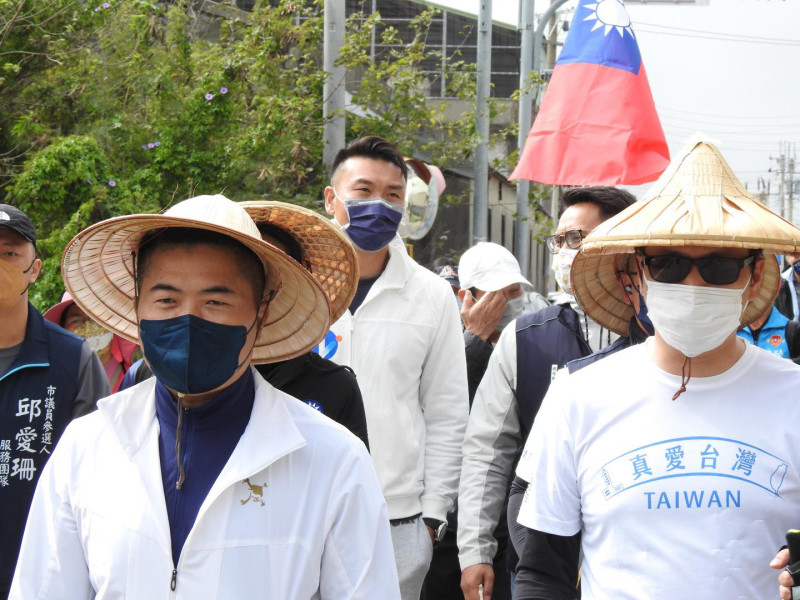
[557,0,642,75]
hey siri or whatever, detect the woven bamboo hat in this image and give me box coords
[571,138,800,335]
[239,201,358,326]
[61,194,331,364]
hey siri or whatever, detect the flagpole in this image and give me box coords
[323,0,346,171]
[515,0,535,278]
[473,0,492,244]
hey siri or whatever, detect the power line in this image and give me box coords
[635,22,800,47]
[656,107,800,121]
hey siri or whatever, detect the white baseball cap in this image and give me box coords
[458,242,531,292]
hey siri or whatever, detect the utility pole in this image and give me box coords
[473,0,492,243]
[322,0,346,171]
[515,0,535,276]
[789,150,796,224]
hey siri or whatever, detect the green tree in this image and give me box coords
[0,0,481,308]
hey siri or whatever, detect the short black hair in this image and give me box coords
[331,135,408,182]
[135,228,266,307]
[562,186,636,219]
[256,223,304,265]
[432,257,457,269]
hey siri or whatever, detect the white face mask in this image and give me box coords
[643,271,749,357]
[497,295,526,331]
[552,247,578,294]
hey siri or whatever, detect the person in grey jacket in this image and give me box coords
[458,188,636,600]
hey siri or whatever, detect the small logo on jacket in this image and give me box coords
[313,330,342,360]
[240,478,267,507]
[771,334,783,347]
[304,400,323,413]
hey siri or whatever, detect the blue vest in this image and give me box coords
[738,307,791,358]
[516,305,590,455]
[0,305,84,593]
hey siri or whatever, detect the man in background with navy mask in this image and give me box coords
[323,136,468,600]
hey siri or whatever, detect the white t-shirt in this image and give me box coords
[517,340,800,600]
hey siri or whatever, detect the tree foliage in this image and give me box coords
[0,0,480,308]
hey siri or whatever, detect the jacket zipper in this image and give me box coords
[170,568,177,591]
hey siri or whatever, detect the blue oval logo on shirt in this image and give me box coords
[304,400,323,413]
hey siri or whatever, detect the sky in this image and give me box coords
[430,0,800,222]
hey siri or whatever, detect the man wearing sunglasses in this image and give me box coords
[514,139,800,600]
[458,187,643,600]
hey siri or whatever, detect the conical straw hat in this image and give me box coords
[571,251,781,336]
[240,201,358,326]
[572,138,800,333]
[62,194,331,364]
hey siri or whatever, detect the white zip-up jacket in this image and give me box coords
[327,236,468,522]
[10,369,399,600]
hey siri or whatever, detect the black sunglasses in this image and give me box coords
[545,229,590,254]
[640,253,755,286]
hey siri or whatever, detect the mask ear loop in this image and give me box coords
[17,256,37,297]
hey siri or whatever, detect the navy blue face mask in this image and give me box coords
[793,261,800,276]
[624,283,654,336]
[340,196,404,253]
[139,313,256,395]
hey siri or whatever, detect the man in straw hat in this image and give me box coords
[323,135,468,599]
[458,187,640,600]
[10,194,399,599]
[513,139,800,599]
[240,200,369,448]
[0,204,109,599]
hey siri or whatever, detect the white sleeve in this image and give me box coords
[515,370,582,537]
[457,322,521,569]
[418,287,469,522]
[9,425,93,600]
[319,444,400,599]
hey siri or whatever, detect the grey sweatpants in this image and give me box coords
[390,516,434,600]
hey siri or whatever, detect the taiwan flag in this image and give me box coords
[511,0,670,186]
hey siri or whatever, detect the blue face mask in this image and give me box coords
[139,314,255,395]
[338,195,404,253]
[793,261,800,276]
[636,299,655,336]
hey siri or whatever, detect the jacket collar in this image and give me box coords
[98,367,306,473]
[366,235,414,298]
[1,304,52,381]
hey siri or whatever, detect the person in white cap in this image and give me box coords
[10,194,399,599]
[458,187,638,600]
[514,139,800,599]
[458,242,531,402]
[423,242,532,600]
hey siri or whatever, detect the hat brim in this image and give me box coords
[464,272,531,293]
[62,213,331,364]
[571,250,781,336]
[239,201,358,325]
[43,298,75,327]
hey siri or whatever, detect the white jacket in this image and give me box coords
[10,369,399,600]
[328,236,468,522]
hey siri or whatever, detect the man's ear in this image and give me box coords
[617,274,634,307]
[746,255,767,302]
[254,292,272,336]
[323,186,336,216]
[27,257,42,284]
